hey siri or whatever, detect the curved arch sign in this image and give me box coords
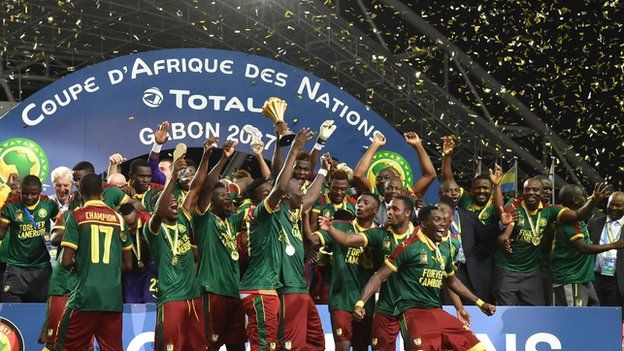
[0,48,435,201]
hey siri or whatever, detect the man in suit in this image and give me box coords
[589,191,624,309]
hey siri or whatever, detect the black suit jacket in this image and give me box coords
[457,207,484,297]
[588,214,624,298]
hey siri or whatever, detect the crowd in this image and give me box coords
[0,116,621,351]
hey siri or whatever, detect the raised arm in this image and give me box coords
[318,216,366,247]
[440,136,456,182]
[489,165,504,213]
[252,141,272,180]
[149,158,185,234]
[405,132,437,198]
[270,121,288,177]
[308,120,337,179]
[182,138,219,215]
[107,153,126,178]
[353,132,386,193]
[559,183,611,224]
[302,152,331,211]
[196,140,237,213]
[266,128,314,210]
[148,121,170,185]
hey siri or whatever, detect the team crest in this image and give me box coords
[413,337,422,346]
[177,224,186,233]
[166,344,174,351]
[37,208,48,218]
[372,338,378,346]
[211,334,219,342]
[47,328,53,336]
[285,341,292,350]
[15,210,22,222]
[539,218,547,227]
[269,342,277,350]
[420,252,428,265]
[3,285,9,292]
[0,317,26,351]
[336,328,343,336]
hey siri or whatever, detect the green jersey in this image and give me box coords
[194,208,246,297]
[439,234,461,262]
[386,230,456,312]
[172,182,188,206]
[0,196,59,268]
[315,220,375,313]
[144,208,199,306]
[359,223,414,315]
[48,211,78,296]
[551,221,595,284]
[69,185,130,210]
[311,195,357,219]
[495,199,567,272]
[458,188,496,226]
[0,184,9,264]
[61,200,132,312]
[136,186,162,213]
[279,207,307,294]
[240,200,286,291]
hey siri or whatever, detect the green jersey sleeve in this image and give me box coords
[546,205,568,224]
[60,213,79,251]
[361,228,385,248]
[103,186,130,208]
[314,229,332,247]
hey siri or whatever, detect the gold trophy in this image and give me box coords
[262,97,295,146]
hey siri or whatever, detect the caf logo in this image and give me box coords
[142,87,164,108]
[0,138,49,184]
[0,317,25,351]
[366,150,414,191]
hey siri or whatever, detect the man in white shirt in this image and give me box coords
[48,166,74,212]
[588,191,624,310]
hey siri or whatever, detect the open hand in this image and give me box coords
[155,122,170,145]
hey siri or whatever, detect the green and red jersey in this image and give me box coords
[193,207,246,297]
[551,221,595,284]
[61,200,132,312]
[144,208,200,306]
[495,199,568,272]
[358,223,415,315]
[0,195,59,268]
[48,211,78,296]
[278,206,308,294]
[385,230,456,313]
[314,220,376,313]
[458,188,496,226]
[240,200,287,292]
[135,183,164,213]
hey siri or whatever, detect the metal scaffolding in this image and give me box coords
[0,0,599,185]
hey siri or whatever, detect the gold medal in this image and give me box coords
[171,256,178,266]
[531,236,541,246]
[231,251,239,261]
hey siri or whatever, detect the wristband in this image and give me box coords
[313,142,325,150]
[476,299,485,308]
[318,169,328,177]
[151,142,163,154]
[354,300,365,308]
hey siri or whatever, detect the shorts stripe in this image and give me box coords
[155,305,165,351]
[254,296,267,350]
[399,314,409,346]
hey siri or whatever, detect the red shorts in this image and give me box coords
[280,293,325,351]
[203,292,246,348]
[371,312,400,351]
[39,295,69,346]
[155,298,206,351]
[330,309,372,349]
[400,308,484,351]
[57,309,122,351]
[241,291,280,351]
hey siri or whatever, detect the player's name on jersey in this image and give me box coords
[17,221,47,238]
[419,268,444,288]
[84,211,118,223]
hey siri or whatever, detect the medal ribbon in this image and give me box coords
[164,224,179,257]
[521,203,542,242]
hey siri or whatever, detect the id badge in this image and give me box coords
[601,251,616,277]
[43,233,57,262]
[457,247,466,264]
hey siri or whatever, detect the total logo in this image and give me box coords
[0,318,25,351]
[142,87,164,108]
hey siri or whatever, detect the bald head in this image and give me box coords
[607,191,624,220]
[439,180,461,206]
[108,173,127,188]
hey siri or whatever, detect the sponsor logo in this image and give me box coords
[143,87,164,108]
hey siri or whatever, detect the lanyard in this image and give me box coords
[521,203,542,239]
[606,221,620,243]
[22,205,41,231]
[451,209,462,238]
[132,218,142,261]
[164,224,179,256]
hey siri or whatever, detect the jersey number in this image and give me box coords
[90,225,114,264]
